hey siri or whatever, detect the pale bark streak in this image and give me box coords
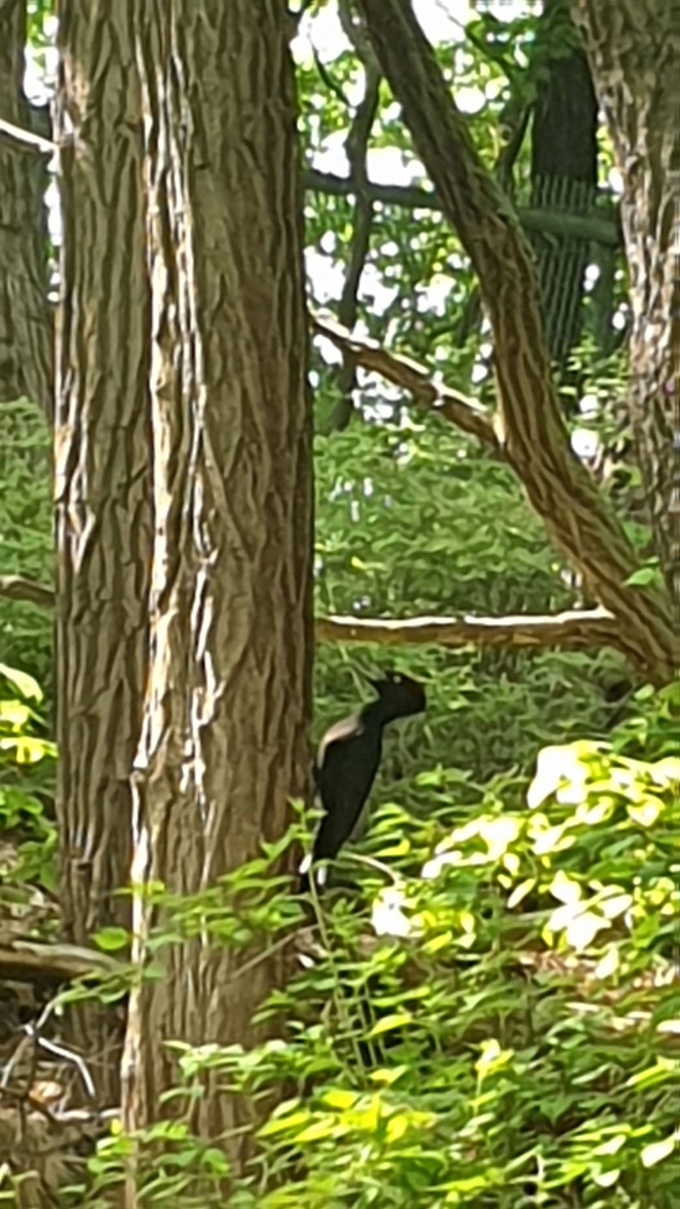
[358,0,678,684]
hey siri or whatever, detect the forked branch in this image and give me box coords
[357,0,678,684]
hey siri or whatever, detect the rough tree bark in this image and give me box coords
[358,0,678,684]
[121,0,312,1168]
[0,0,52,419]
[54,3,152,1099]
[570,0,680,611]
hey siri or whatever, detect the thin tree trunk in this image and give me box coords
[121,0,312,1171]
[358,0,678,684]
[54,3,151,1102]
[0,0,52,419]
[571,0,680,611]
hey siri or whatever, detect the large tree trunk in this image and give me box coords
[571,0,680,609]
[0,0,52,419]
[121,0,313,1169]
[54,3,151,1101]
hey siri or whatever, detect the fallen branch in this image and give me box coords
[0,941,118,987]
[316,607,619,652]
[311,311,500,452]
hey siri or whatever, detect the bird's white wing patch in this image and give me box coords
[316,713,363,770]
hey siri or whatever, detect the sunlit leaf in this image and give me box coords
[640,1136,675,1167]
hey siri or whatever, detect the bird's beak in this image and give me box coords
[367,677,382,693]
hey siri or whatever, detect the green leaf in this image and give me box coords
[624,565,659,587]
[640,1136,675,1167]
[0,663,43,702]
[320,1088,358,1110]
[367,1012,413,1037]
[93,927,129,952]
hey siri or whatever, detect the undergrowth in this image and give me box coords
[49,684,680,1209]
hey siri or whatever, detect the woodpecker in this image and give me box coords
[299,671,426,893]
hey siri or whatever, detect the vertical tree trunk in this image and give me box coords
[0,0,52,419]
[122,0,312,1165]
[571,0,680,607]
[54,3,151,1101]
[529,0,598,367]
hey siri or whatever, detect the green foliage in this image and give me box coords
[68,698,680,1207]
[312,413,631,785]
[265,737,676,1207]
[0,661,57,898]
[3,6,676,1207]
[0,399,53,684]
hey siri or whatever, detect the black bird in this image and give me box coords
[299,671,426,893]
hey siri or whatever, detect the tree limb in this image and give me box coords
[0,941,118,987]
[327,5,381,431]
[0,574,55,608]
[317,607,621,652]
[0,575,626,660]
[304,168,620,246]
[0,117,56,158]
[356,0,678,684]
[311,311,501,453]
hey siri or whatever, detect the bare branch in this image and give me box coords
[0,575,55,609]
[0,118,56,158]
[304,168,620,246]
[0,941,118,987]
[327,7,381,431]
[311,311,501,452]
[316,607,620,653]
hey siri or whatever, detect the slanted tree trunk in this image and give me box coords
[121,0,313,1167]
[54,2,151,1101]
[571,0,680,610]
[0,0,52,419]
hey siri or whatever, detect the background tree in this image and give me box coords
[0,0,52,422]
[571,0,680,606]
[353,0,676,681]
